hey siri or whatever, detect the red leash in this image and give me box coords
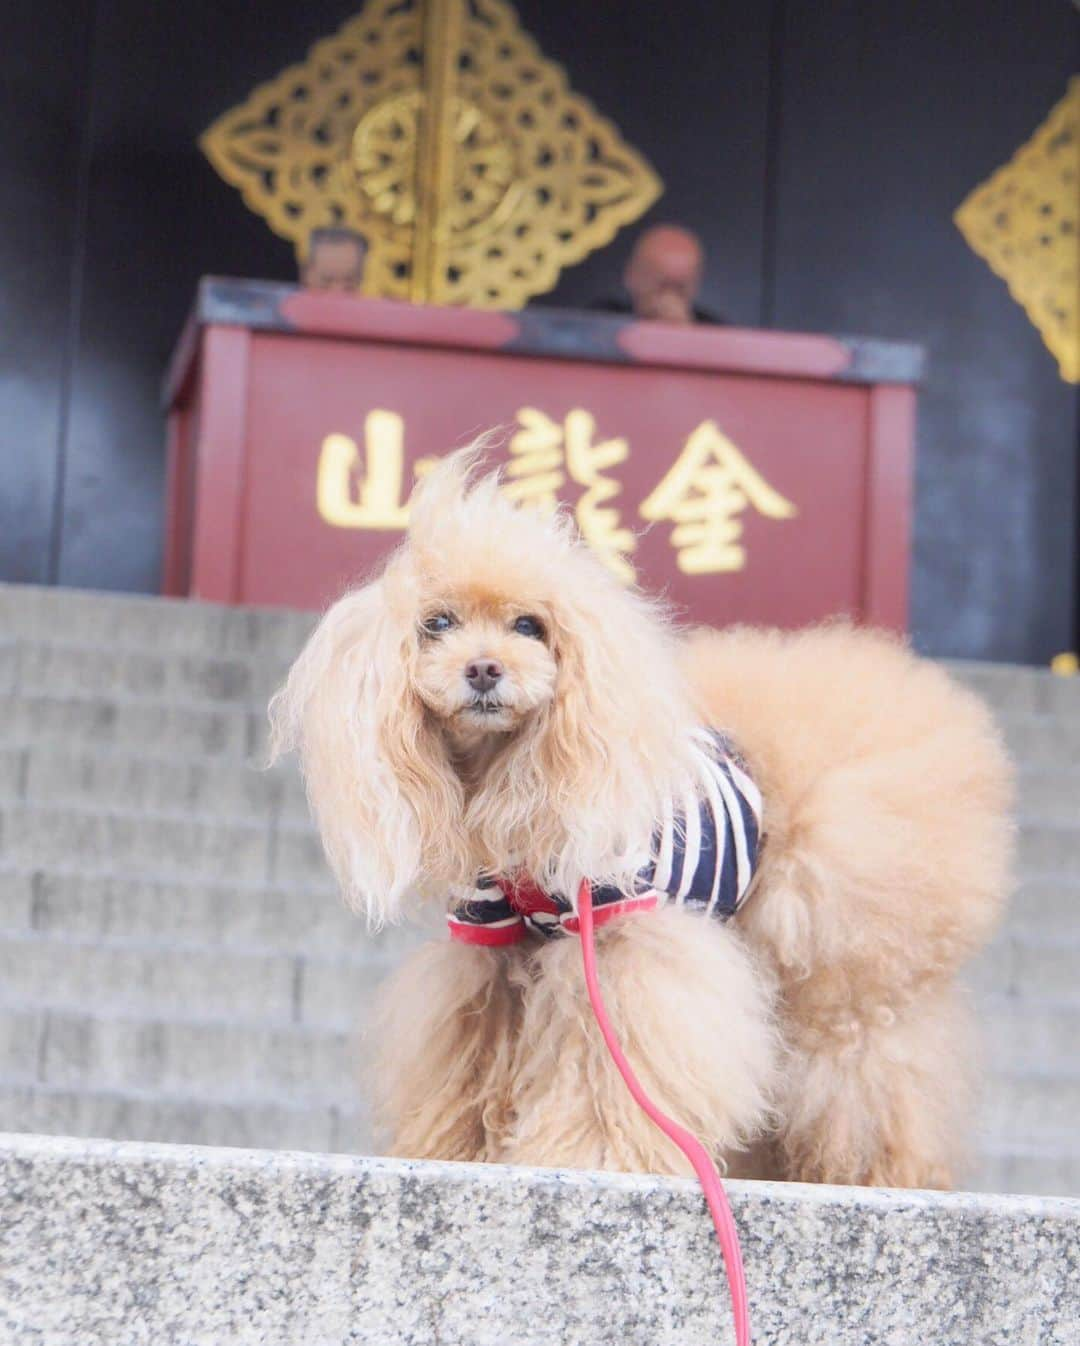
[576,879,752,1346]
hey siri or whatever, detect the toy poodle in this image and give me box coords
[270,448,1013,1188]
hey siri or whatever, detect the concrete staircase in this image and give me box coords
[0,581,1077,1195]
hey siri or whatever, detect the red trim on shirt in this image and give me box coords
[500,874,563,918]
[561,894,658,934]
[447,915,527,946]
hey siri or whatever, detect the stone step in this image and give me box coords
[1014,822,1080,875]
[0,743,309,823]
[1,1059,1073,1201]
[950,660,1080,717]
[0,998,1072,1156]
[7,639,1074,722]
[0,1005,360,1107]
[2,693,1076,775]
[1014,768,1080,825]
[2,865,1066,954]
[0,802,330,886]
[0,803,280,883]
[980,998,1080,1072]
[0,871,1070,1022]
[0,995,1062,1120]
[1001,714,1080,767]
[0,693,258,757]
[0,924,1071,1056]
[0,1085,353,1154]
[2,639,289,711]
[4,1133,1078,1345]
[2,798,1076,900]
[5,578,1076,693]
[1006,875,1080,928]
[1,739,1076,833]
[0,882,1071,1020]
[0,869,366,950]
[971,1147,1080,1199]
[966,931,1080,1002]
[981,1071,1080,1146]
[0,582,316,660]
[0,932,393,1029]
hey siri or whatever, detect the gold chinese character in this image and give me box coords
[503,408,567,511]
[317,410,430,529]
[506,408,636,582]
[640,421,796,574]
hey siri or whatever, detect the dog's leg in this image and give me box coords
[501,908,779,1176]
[775,980,973,1188]
[369,940,522,1163]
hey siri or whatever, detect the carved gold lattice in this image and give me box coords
[200,0,662,308]
[954,77,1079,383]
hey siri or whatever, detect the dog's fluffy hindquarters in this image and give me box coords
[272,449,1013,1189]
[683,625,1012,1185]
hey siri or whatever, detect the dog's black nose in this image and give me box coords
[465,660,503,693]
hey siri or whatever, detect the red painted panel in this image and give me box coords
[189,327,251,603]
[864,385,915,630]
[281,289,519,348]
[161,406,187,596]
[240,332,869,625]
[618,321,853,379]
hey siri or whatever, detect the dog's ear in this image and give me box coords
[532,573,696,895]
[268,580,458,926]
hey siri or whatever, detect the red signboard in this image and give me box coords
[163,278,921,629]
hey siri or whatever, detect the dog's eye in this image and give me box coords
[422,612,457,636]
[512,615,545,640]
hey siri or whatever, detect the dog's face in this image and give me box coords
[412,589,558,741]
[270,447,700,921]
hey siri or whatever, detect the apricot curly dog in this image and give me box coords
[271,449,1013,1188]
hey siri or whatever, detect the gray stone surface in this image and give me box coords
[1008,877,1080,927]
[1,1133,1078,1346]
[0,932,405,1030]
[1,694,253,755]
[981,999,1080,1070]
[0,869,419,951]
[0,1089,350,1154]
[0,935,298,1021]
[34,1008,361,1102]
[975,1150,1080,1200]
[967,932,1080,1002]
[11,744,290,820]
[981,1074,1080,1144]
[1001,714,1080,768]
[0,804,274,880]
[950,660,1080,717]
[1015,769,1080,825]
[14,641,262,705]
[0,582,317,658]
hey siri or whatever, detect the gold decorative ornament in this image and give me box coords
[954,77,1079,383]
[200,0,662,308]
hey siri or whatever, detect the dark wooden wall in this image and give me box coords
[2,0,1077,661]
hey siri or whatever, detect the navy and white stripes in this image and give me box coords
[648,727,762,918]
[447,728,763,944]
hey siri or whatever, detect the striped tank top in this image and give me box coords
[448,728,763,945]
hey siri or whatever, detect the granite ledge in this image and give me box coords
[2,1132,1078,1346]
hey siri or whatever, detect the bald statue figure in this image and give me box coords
[593,224,724,325]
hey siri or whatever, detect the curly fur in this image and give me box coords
[271,447,1014,1188]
